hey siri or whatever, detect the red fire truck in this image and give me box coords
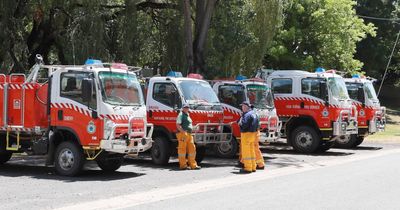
[144,74,231,164]
[256,69,358,153]
[335,75,386,148]
[0,55,153,176]
[211,78,281,157]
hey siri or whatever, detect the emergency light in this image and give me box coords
[235,75,247,81]
[187,73,203,79]
[352,74,361,79]
[85,59,103,65]
[166,71,183,77]
[111,63,128,70]
[315,67,326,73]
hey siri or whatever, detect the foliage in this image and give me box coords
[0,0,382,79]
[265,0,376,74]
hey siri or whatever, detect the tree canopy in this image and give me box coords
[0,0,396,82]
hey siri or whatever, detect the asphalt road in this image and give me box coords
[1,141,399,210]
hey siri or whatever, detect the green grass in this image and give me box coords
[366,106,400,142]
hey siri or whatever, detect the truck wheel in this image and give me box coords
[195,146,206,164]
[97,155,124,172]
[290,126,320,153]
[335,135,359,149]
[353,136,364,147]
[54,141,85,176]
[151,136,171,165]
[0,152,12,164]
[214,137,238,158]
[317,141,335,152]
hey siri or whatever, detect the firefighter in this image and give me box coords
[252,105,265,170]
[176,103,201,170]
[238,101,258,173]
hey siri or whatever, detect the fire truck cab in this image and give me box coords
[212,78,281,157]
[145,75,231,164]
[257,69,358,153]
[336,75,386,148]
[0,55,153,176]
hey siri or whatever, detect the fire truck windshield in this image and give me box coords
[364,82,378,101]
[327,77,349,101]
[179,80,221,109]
[98,71,144,106]
[247,84,274,109]
[345,82,362,101]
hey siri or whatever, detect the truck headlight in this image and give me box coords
[103,117,115,140]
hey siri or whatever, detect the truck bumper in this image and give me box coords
[333,120,358,136]
[100,137,152,155]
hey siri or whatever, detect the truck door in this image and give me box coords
[148,82,181,133]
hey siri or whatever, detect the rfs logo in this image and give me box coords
[322,108,329,117]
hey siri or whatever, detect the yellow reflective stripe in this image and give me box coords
[358,126,368,128]
[242,157,256,160]
[187,153,195,157]
[178,154,186,157]
[320,128,333,131]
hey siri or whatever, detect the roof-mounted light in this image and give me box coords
[111,63,128,70]
[85,59,103,66]
[315,67,325,73]
[166,71,183,77]
[326,69,336,74]
[236,75,247,81]
[352,74,361,79]
[187,73,203,79]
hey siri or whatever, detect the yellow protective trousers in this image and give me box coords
[255,131,265,167]
[240,132,257,172]
[176,131,198,169]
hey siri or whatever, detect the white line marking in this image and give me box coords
[55,148,400,210]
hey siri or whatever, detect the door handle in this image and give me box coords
[300,102,305,109]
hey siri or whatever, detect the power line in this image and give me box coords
[378,29,400,97]
[357,15,400,22]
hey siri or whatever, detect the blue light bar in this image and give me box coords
[85,59,103,65]
[352,74,360,78]
[166,71,183,77]
[315,67,326,73]
[236,75,247,81]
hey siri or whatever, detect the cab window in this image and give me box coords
[271,78,292,94]
[60,72,97,109]
[153,83,181,108]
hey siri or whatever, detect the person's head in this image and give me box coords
[182,103,190,113]
[240,101,251,112]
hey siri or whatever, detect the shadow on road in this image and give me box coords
[0,157,145,182]
[339,146,383,151]
[260,146,354,157]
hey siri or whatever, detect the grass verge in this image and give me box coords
[365,106,400,142]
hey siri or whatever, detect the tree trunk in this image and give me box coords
[193,0,217,75]
[183,0,194,75]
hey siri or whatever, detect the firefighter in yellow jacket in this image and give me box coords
[176,103,201,170]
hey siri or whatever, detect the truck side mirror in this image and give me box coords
[320,81,329,105]
[82,78,93,103]
[358,87,365,107]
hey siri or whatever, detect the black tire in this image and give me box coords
[151,136,171,165]
[0,152,12,164]
[54,141,85,176]
[96,155,124,172]
[335,134,359,149]
[195,146,206,163]
[214,137,239,158]
[353,136,364,147]
[290,126,320,153]
[317,141,335,152]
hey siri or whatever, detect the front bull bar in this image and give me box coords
[100,117,154,155]
[192,123,232,145]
